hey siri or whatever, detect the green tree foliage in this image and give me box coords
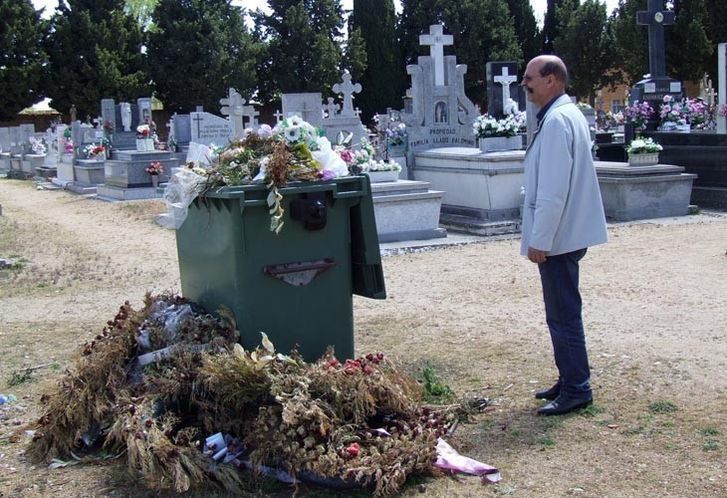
[612,0,712,85]
[554,0,618,104]
[704,0,727,82]
[397,0,521,110]
[350,0,402,122]
[147,0,259,113]
[342,27,367,82]
[0,0,47,120]
[44,0,149,118]
[397,0,441,67]
[253,0,344,103]
[505,0,541,64]
[125,0,158,31]
[543,0,579,53]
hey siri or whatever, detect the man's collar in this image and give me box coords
[536,93,565,125]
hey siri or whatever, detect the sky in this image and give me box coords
[31,0,623,25]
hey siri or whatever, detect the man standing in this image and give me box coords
[520,55,608,416]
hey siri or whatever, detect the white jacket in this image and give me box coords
[520,94,608,256]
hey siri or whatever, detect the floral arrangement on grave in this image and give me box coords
[596,111,624,132]
[29,137,47,155]
[658,95,688,130]
[83,143,106,159]
[624,100,655,134]
[626,137,663,155]
[682,97,711,129]
[63,139,74,155]
[472,112,524,138]
[136,124,151,139]
[145,161,164,176]
[103,120,115,134]
[189,117,349,234]
[334,138,401,175]
[385,123,407,147]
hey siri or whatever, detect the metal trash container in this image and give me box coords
[175,175,385,361]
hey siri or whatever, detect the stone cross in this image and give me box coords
[494,67,518,114]
[354,108,362,119]
[636,0,675,78]
[274,110,283,123]
[332,71,361,117]
[192,113,204,137]
[419,24,454,86]
[323,97,340,118]
[241,104,260,128]
[219,87,245,139]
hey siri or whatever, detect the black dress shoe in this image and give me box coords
[534,381,561,400]
[537,395,593,416]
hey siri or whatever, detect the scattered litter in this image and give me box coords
[434,438,501,483]
[0,394,16,405]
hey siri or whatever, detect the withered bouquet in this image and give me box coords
[27,294,456,495]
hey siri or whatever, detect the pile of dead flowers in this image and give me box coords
[26,293,459,495]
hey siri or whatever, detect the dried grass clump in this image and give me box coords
[26,295,455,496]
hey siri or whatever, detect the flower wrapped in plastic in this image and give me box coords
[626,137,663,155]
[160,118,349,234]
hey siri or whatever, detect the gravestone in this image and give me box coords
[0,128,10,152]
[241,103,260,129]
[630,0,682,109]
[189,111,233,147]
[320,71,368,148]
[486,62,525,119]
[137,97,153,124]
[19,124,36,152]
[116,102,139,132]
[281,93,324,127]
[400,25,478,155]
[173,114,192,145]
[219,87,246,139]
[101,99,116,130]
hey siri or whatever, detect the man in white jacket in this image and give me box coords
[520,55,608,416]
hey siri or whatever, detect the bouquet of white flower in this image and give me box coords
[626,137,663,155]
[472,113,523,138]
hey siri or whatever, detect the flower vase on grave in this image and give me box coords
[627,152,660,167]
[151,175,159,188]
[387,143,406,158]
[478,135,522,153]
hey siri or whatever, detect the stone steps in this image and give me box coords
[439,212,521,236]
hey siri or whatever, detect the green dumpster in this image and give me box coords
[175,175,386,361]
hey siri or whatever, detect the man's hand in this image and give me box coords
[527,247,547,264]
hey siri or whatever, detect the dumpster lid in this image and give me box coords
[350,175,386,299]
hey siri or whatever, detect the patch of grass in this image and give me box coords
[494,484,516,495]
[536,435,556,448]
[7,367,37,386]
[703,440,719,451]
[700,427,720,437]
[579,403,605,417]
[648,400,678,414]
[421,364,453,403]
[510,429,521,437]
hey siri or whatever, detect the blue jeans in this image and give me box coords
[538,248,592,398]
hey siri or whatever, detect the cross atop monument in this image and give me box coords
[241,104,259,128]
[636,0,675,78]
[332,71,361,117]
[419,24,454,86]
[323,97,340,119]
[219,87,246,139]
[494,66,518,114]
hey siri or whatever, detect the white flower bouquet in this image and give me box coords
[626,137,663,154]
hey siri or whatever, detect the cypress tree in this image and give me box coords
[0,0,47,120]
[44,0,149,117]
[147,0,259,113]
[351,0,403,122]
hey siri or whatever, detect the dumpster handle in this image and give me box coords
[264,258,336,276]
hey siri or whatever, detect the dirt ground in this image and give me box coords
[0,178,725,498]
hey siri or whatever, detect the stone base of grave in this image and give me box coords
[104,150,178,188]
[595,161,697,221]
[10,155,23,172]
[413,147,525,224]
[110,131,137,151]
[96,185,163,201]
[0,153,11,173]
[6,170,34,180]
[22,154,45,175]
[65,183,98,195]
[439,212,521,237]
[35,166,57,180]
[690,186,727,209]
[74,160,106,185]
[370,180,446,243]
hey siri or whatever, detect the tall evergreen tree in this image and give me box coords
[554,0,617,103]
[543,0,579,54]
[147,0,259,113]
[505,0,541,64]
[612,0,712,85]
[397,0,521,109]
[704,0,727,82]
[253,0,344,103]
[44,0,149,117]
[0,0,47,120]
[350,0,402,122]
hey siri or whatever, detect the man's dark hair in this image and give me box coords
[539,60,569,86]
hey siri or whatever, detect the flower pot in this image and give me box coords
[151,175,159,188]
[366,170,399,183]
[628,152,659,166]
[479,135,522,153]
